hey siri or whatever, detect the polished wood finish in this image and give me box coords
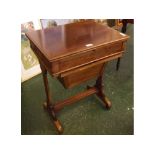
[26,21,128,61]
[26,21,129,134]
[60,63,103,88]
[95,64,111,109]
[26,21,128,76]
[54,87,98,112]
[40,62,63,134]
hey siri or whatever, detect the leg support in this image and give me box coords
[40,62,63,134]
[90,64,112,109]
[40,62,111,134]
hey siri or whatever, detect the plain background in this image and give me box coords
[0,0,155,155]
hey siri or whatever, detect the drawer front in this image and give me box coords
[58,42,123,73]
[59,63,104,88]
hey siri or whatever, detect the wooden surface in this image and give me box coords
[27,21,129,76]
[26,21,129,61]
[26,21,129,134]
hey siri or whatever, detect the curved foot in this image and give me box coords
[103,96,112,109]
[50,108,63,134]
[43,102,63,134]
[53,119,63,134]
[96,93,112,109]
[87,85,112,109]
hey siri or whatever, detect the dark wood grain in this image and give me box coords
[26,21,129,61]
[40,62,63,134]
[26,21,129,134]
[54,87,98,112]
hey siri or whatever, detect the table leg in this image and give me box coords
[95,64,112,109]
[116,19,128,71]
[116,57,121,71]
[39,62,63,134]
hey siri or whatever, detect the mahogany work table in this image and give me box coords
[26,21,129,134]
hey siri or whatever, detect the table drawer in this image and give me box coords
[59,63,104,88]
[56,42,123,74]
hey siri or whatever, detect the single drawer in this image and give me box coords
[58,63,104,88]
[57,42,123,74]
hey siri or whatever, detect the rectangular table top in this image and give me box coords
[26,21,129,62]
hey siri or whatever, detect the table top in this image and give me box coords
[26,21,129,61]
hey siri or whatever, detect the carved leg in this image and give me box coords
[40,62,63,134]
[95,64,112,109]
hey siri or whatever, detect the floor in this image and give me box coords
[21,24,134,135]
